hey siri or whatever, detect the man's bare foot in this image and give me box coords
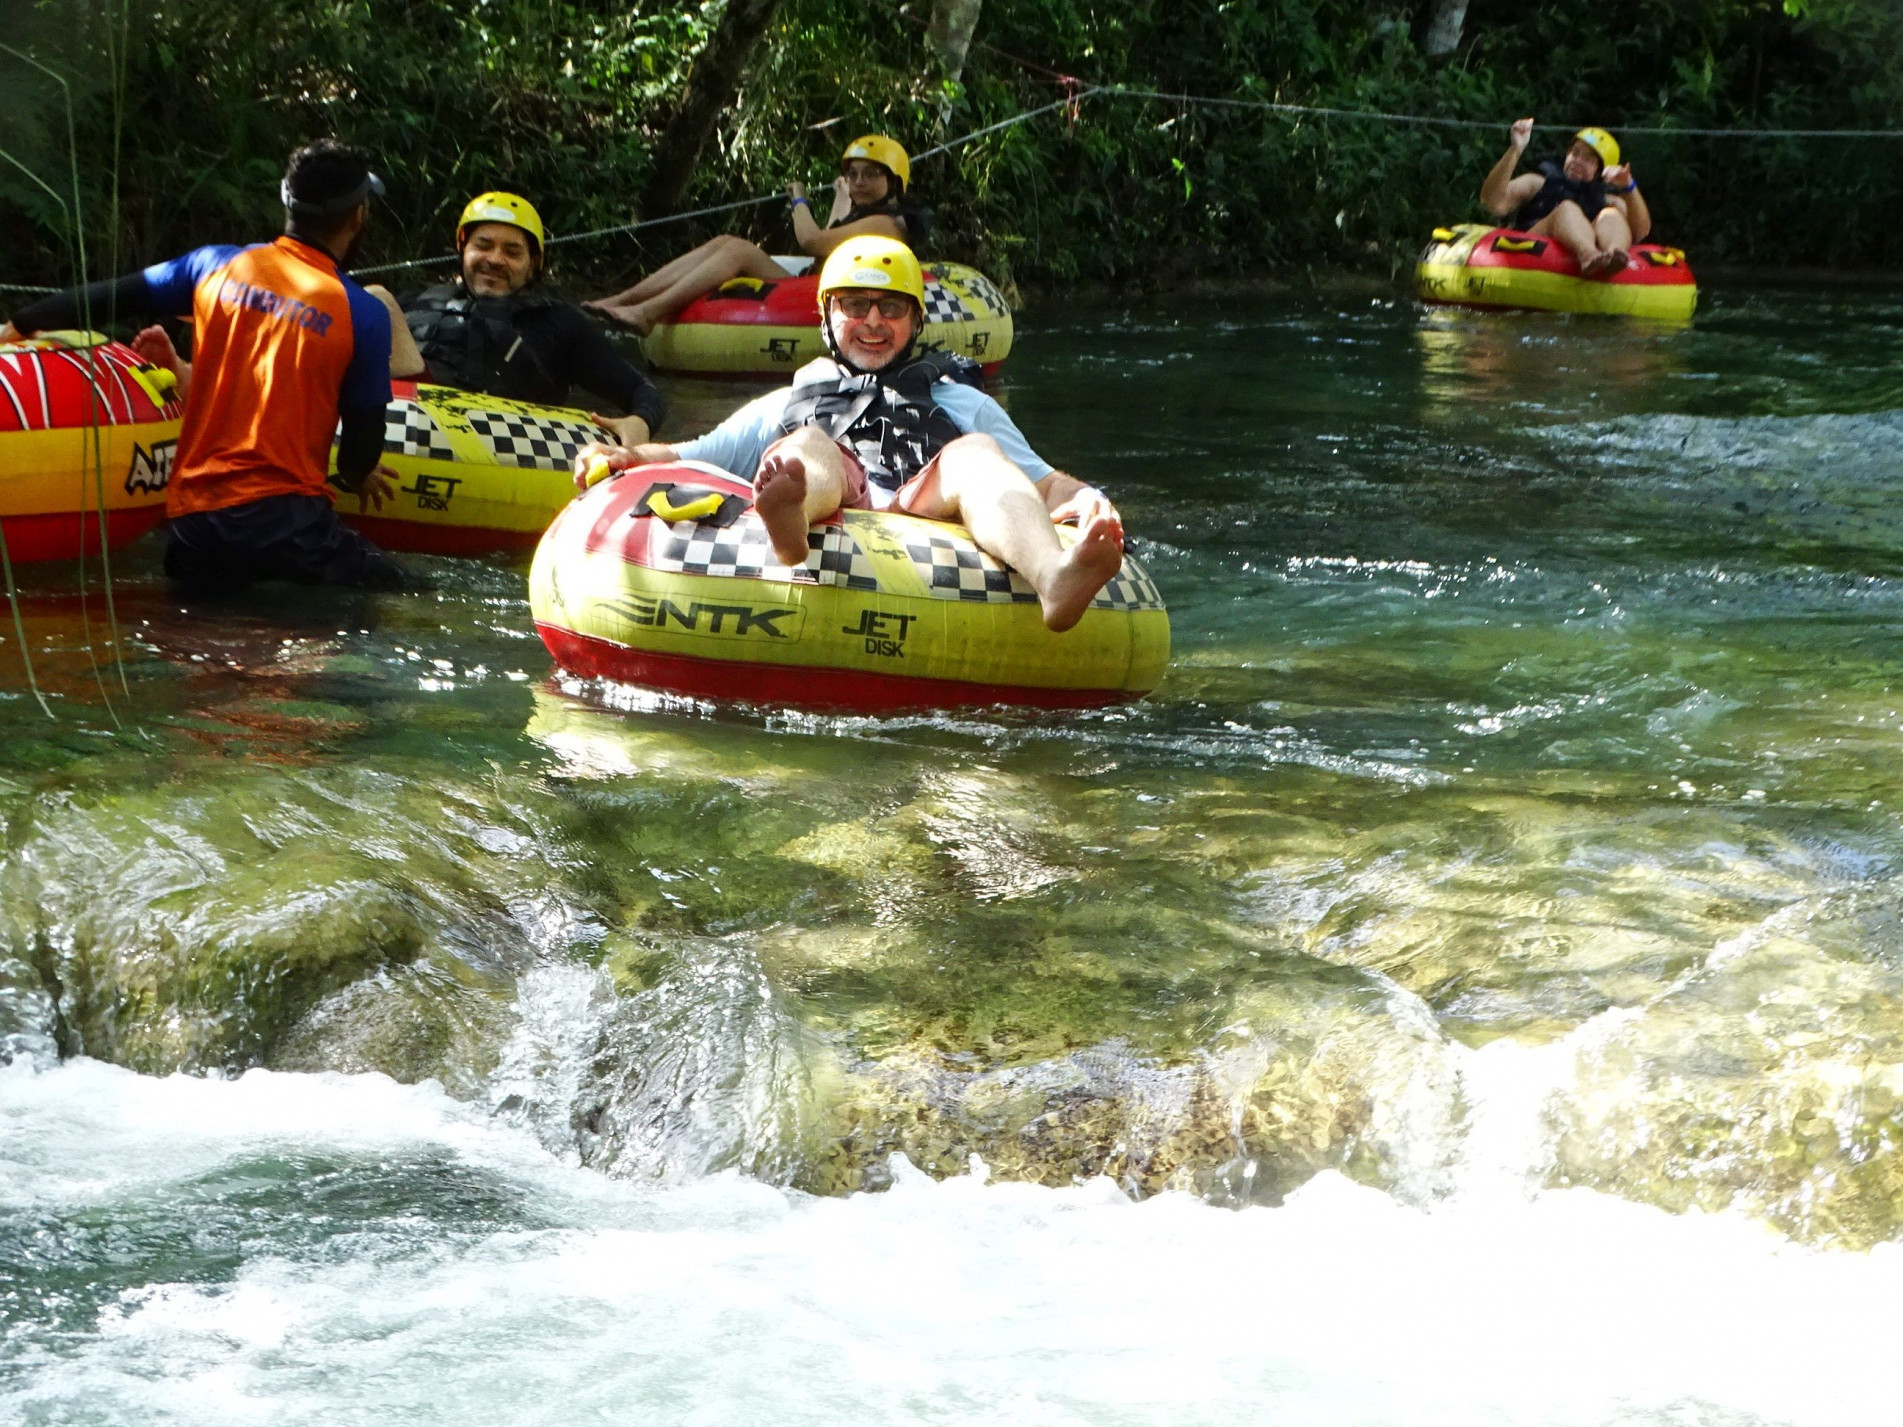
[753,453,814,567]
[1038,512,1126,632]
[1582,249,1625,279]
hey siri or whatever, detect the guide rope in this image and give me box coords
[10,86,1903,291]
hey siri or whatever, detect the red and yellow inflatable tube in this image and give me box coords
[1417,223,1697,322]
[0,331,182,562]
[530,464,1170,712]
[334,380,612,557]
[641,261,1015,378]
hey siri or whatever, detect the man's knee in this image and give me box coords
[935,433,1041,508]
[776,424,843,464]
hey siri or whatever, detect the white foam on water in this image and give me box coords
[3,1055,1898,1427]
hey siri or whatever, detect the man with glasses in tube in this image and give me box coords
[576,236,1126,633]
[1,139,409,592]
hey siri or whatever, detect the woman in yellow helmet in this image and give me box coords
[1479,118,1651,277]
[586,134,930,336]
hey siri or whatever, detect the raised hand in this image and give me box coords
[1510,116,1535,150]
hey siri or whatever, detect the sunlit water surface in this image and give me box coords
[4,282,1903,1424]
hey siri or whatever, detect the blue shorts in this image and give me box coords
[164,494,409,593]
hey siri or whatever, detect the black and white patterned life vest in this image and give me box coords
[773,349,983,492]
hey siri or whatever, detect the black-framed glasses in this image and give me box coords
[832,293,913,321]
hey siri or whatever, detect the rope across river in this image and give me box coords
[8,84,1903,292]
[351,87,1903,280]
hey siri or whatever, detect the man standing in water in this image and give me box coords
[1480,118,1651,276]
[0,139,407,592]
[576,236,1124,633]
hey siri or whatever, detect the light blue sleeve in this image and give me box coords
[934,384,1055,482]
[673,388,793,480]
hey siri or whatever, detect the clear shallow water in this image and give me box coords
[4,281,1903,1422]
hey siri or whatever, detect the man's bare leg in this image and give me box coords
[1530,201,1608,273]
[752,425,849,567]
[921,434,1125,633]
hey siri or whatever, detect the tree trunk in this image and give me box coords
[929,0,983,86]
[639,0,787,218]
[1422,0,1469,59]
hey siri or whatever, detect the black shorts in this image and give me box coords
[164,494,410,594]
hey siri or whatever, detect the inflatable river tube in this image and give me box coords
[0,331,182,563]
[334,380,612,557]
[1417,223,1697,322]
[641,260,1014,378]
[530,463,1169,712]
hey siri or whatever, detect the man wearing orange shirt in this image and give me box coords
[3,140,408,592]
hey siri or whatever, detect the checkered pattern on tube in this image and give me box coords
[657,519,880,590]
[926,265,1009,320]
[905,533,1165,610]
[384,402,455,461]
[1091,559,1165,611]
[919,280,974,327]
[465,410,598,471]
[906,535,1037,604]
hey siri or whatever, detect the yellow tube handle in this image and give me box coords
[647,490,726,523]
[581,454,615,488]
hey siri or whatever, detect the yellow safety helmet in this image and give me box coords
[1574,127,1621,172]
[456,191,547,256]
[816,235,927,312]
[840,134,911,193]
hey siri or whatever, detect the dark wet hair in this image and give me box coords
[283,139,378,238]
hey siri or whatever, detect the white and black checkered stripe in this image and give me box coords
[656,518,879,590]
[384,402,455,461]
[1091,559,1165,611]
[905,534,1164,610]
[926,265,1009,320]
[465,410,599,471]
[919,280,974,327]
[906,536,1037,604]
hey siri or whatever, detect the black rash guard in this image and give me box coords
[401,284,667,434]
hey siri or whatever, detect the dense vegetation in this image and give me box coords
[4,0,1902,297]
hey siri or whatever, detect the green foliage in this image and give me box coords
[2,0,1901,293]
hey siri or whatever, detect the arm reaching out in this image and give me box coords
[573,439,681,490]
[1605,164,1652,242]
[131,325,193,402]
[1480,117,1536,218]
[1037,470,1121,528]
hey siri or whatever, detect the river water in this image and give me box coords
[4,282,1903,1423]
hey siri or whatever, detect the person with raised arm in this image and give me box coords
[1480,118,1651,277]
[586,134,931,336]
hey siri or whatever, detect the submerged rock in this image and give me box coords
[1550,887,1903,1248]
